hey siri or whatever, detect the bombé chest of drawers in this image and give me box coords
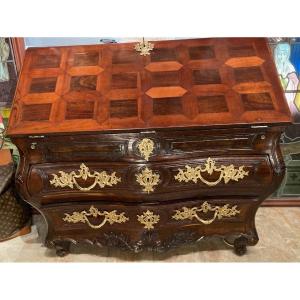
[7,38,292,256]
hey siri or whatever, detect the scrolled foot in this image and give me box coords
[234,236,248,256]
[53,240,71,257]
[56,247,68,257]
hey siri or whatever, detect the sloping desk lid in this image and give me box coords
[7,38,292,136]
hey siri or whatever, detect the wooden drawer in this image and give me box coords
[27,155,273,204]
[43,198,255,251]
[14,127,276,165]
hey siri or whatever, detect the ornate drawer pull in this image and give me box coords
[137,138,154,161]
[174,157,248,187]
[137,210,160,230]
[50,163,121,191]
[136,167,160,193]
[172,201,240,225]
[63,206,129,229]
[134,38,154,56]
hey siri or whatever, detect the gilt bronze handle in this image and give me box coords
[174,158,248,187]
[50,163,121,191]
[63,206,129,229]
[172,201,240,225]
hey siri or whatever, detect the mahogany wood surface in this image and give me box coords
[7,38,291,136]
[7,38,292,256]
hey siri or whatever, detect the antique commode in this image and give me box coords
[7,38,292,256]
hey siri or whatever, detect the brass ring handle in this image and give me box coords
[172,201,240,225]
[63,206,129,229]
[73,214,107,229]
[50,163,121,191]
[189,210,219,225]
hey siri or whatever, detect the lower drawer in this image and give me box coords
[42,196,262,253]
[44,198,254,236]
[27,155,273,204]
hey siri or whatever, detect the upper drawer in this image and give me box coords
[15,127,276,164]
[27,155,273,204]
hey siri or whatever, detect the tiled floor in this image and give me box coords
[0,207,299,262]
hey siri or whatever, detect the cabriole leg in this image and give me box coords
[53,240,71,257]
[233,236,248,256]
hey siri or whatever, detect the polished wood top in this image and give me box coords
[7,38,292,136]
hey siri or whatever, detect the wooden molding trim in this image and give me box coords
[262,198,300,207]
[11,38,25,73]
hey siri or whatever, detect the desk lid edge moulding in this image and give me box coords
[7,38,292,136]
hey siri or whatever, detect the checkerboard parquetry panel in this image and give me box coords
[7,38,291,135]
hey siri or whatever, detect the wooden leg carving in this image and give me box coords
[53,240,71,257]
[233,236,248,256]
[247,229,259,246]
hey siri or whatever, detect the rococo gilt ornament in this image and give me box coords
[175,157,248,187]
[172,201,240,225]
[50,163,121,191]
[135,167,160,193]
[137,210,160,230]
[137,138,154,161]
[134,38,154,56]
[63,206,129,229]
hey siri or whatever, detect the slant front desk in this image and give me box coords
[7,38,292,256]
